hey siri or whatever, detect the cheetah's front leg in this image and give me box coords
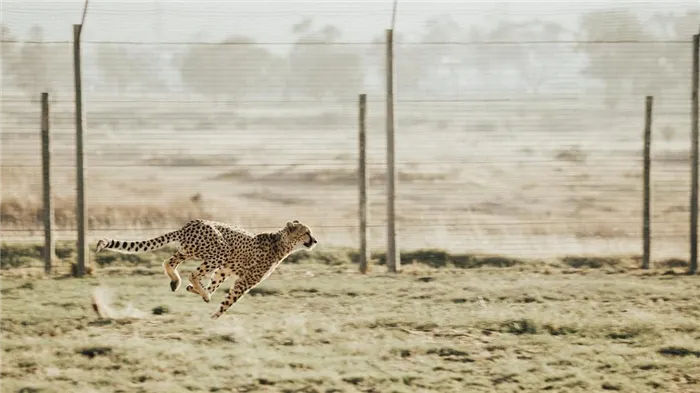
[206,267,233,298]
[210,274,260,320]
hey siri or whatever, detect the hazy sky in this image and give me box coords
[2,0,696,44]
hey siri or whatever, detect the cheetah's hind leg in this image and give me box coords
[187,259,220,303]
[163,251,187,292]
[186,267,219,296]
[186,266,232,298]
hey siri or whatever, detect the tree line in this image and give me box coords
[1,9,697,105]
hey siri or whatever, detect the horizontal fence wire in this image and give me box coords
[1,2,698,259]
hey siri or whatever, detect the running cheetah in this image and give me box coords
[95,219,318,319]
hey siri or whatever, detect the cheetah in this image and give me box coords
[95,219,317,319]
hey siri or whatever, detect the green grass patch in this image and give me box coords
[1,264,698,392]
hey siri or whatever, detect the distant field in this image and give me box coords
[1,252,699,393]
[1,98,693,260]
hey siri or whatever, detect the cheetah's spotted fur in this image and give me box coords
[95,219,317,319]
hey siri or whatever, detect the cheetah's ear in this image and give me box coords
[286,221,295,230]
[293,220,299,224]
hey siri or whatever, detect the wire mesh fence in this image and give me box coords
[1,2,698,260]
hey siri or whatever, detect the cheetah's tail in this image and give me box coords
[95,229,181,254]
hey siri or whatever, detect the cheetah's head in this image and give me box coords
[285,220,317,250]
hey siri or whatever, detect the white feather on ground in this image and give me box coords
[91,286,148,319]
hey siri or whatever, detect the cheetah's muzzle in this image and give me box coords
[304,235,318,249]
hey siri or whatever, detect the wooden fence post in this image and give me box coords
[385,28,399,273]
[642,96,653,270]
[73,24,87,277]
[690,33,699,275]
[358,94,369,274]
[41,92,55,274]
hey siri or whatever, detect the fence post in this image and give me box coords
[642,96,653,270]
[358,94,369,274]
[385,28,399,273]
[73,24,87,277]
[41,92,55,274]
[690,33,699,275]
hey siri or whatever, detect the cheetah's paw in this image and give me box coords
[186,284,210,302]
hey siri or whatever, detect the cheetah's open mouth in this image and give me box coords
[303,234,317,249]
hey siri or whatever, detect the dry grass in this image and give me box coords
[1,257,699,393]
[2,105,691,259]
[0,194,212,230]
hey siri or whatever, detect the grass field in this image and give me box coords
[2,94,697,392]
[1,245,699,393]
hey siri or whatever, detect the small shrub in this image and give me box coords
[1,255,37,269]
[657,258,687,269]
[55,242,74,259]
[501,318,538,335]
[601,382,622,391]
[402,249,451,268]
[426,347,474,363]
[658,346,700,358]
[17,388,43,393]
[543,323,578,336]
[19,282,35,290]
[78,346,112,358]
[562,256,620,269]
[606,325,653,340]
[452,254,523,269]
[152,305,170,315]
[555,146,587,163]
[1,243,41,269]
[342,377,364,385]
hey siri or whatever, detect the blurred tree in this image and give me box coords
[0,24,13,40]
[96,45,168,94]
[472,19,570,94]
[176,35,281,99]
[575,9,692,108]
[1,24,20,92]
[284,20,364,100]
[2,25,72,97]
[13,26,49,96]
[649,9,699,93]
[410,15,467,97]
[364,15,467,99]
